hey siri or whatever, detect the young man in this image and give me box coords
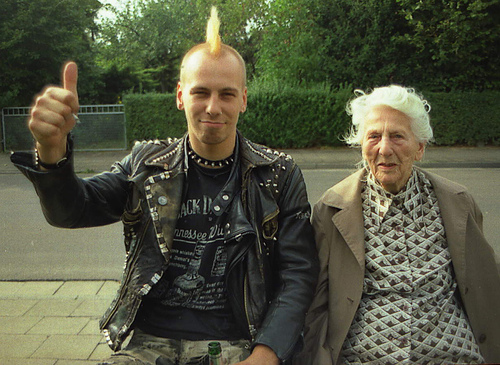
[11,8,318,365]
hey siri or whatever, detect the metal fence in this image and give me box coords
[1,104,127,152]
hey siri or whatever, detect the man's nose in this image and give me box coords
[206,95,222,116]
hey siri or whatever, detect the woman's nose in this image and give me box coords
[379,136,393,156]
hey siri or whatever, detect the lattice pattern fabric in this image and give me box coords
[340,169,484,364]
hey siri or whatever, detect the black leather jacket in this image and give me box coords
[11,131,319,362]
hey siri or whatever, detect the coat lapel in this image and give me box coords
[324,169,366,270]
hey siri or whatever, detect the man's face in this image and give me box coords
[361,105,425,194]
[177,50,247,158]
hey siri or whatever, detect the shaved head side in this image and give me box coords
[179,7,247,86]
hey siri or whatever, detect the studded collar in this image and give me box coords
[144,131,288,173]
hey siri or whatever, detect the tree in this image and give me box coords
[255,0,327,85]
[0,0,103,108]
[96,0,267,93]
[255,0,500,91]
[396,0,500,91]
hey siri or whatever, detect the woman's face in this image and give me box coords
[361,105,425,194]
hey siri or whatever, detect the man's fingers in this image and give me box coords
[62,61,79,111]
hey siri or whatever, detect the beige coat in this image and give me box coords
[295,168,500,364]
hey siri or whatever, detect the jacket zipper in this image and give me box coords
[243,273,258,341]
[100,215,152,330]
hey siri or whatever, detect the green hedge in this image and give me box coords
[239,86,352,148]
[123,93,187,144]
[427,91,500,146]
[123,90,500,148]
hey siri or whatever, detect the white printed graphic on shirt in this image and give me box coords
[161,195,228,310]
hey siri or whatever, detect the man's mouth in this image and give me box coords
[201,120,224,127]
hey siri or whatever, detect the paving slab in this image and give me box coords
[31,334,102,360]
[24,298,84,317]
[0,299,38,316]
[72,298,113,317]
[90,342,115,361]
[96,281,120,297]
[8,360,56,365]
[80,319,102,335]
[54,281,106,298]
[27,317,91,335]
[0,316,42,334]
[0,333,49,358]
[0,280,116,364]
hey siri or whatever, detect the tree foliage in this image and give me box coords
[255,0,326,85]
[395,0,500,90]
[0,0,102,108]
[255,0,500,91]
[96,0,267,93]
[1,0,499,112]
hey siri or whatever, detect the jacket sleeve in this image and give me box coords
[293,200,335,365]
[253,164,320,362]
[10,141,131,228]
[461,191,500,361]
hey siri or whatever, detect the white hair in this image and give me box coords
[344,85,433,146]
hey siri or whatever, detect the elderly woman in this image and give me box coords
[296,85,500,364]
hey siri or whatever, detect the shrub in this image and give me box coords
[122,89,500,147]
[427,91,500,146]
[123,93,186,146]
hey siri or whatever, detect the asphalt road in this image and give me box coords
[1,168,499,281]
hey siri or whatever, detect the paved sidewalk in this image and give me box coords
[0,281,117,364]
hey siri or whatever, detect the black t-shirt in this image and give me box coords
[136,158,245,340]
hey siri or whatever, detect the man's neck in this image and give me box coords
[188,136,236,161]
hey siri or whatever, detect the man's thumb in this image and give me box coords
[63,61,79,102]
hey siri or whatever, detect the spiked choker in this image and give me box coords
[187,142,234,168]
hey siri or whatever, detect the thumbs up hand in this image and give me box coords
[29,61,80,165]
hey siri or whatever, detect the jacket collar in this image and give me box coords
[320,169,366,269]
[144,130,283,172]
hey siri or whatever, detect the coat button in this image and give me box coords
[479,334,487,343]
[158,196,168,205]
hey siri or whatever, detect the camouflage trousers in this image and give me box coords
[98,329,251,365]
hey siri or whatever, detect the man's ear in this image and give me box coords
[240,87,247,113]
[176,82,184,110]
